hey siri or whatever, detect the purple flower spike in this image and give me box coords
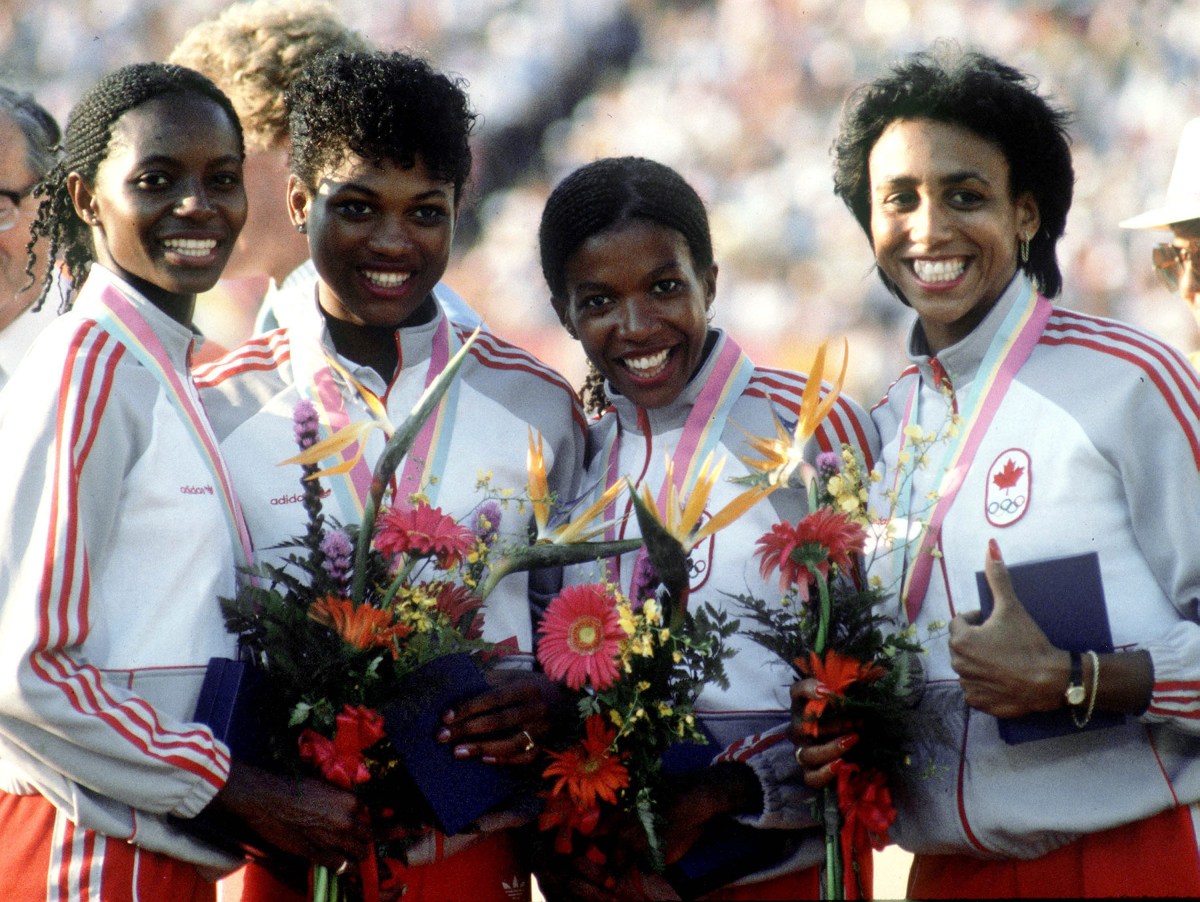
[816,451,842,480]
[293,399,320,450]
[630,551,660,608]
[475,501,502,546]
[320,528,353,586]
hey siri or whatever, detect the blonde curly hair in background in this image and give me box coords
[167,0,370,151]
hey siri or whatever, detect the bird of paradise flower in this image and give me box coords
[739,338,848,489]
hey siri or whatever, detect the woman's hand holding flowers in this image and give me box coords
[789,678,861,790]
[210,760,372,870]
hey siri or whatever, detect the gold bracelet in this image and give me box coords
[1072,650,1100,728]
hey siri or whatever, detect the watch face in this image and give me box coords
[1066,685,1087,706]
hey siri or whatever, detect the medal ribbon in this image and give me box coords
[893,282,1050,622]
[301,312,462,516]
[88,278,252,568]
[601,334,756,589]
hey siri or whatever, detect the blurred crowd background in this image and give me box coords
[3,0,1199,403]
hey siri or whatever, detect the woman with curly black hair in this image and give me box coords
[198,51,584,902]
[796,47,1200,898]
[0,61,370,900]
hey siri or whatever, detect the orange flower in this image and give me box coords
[794,650,885,736]
[309,595,410,654]
[542,714,629,809]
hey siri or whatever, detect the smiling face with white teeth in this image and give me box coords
[290,151,455,337]
[869,118,1040,354]
[71,93,246,323]
[557,219,716,410]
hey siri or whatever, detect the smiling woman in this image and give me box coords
[0,62,372,901]
[196,51,587,902]
[534,156,880,899]
[792,47,1200,900]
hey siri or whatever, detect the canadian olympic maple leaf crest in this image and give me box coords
[992,457,1025,493]
[985,449,1031,527]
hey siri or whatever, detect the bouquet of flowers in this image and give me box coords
[218,333,640,901]
[533,453,769,882]
[733,342,931,900]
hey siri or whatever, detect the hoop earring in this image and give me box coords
[1019,232,1031,264]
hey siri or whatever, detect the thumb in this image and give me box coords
[983,538,1021,619]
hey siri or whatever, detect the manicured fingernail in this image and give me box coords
[839,734,859,752]
[814,684,832,699]
[453,745,471,760]
[436,728,451,743]
[988,538,1002,562]
[442,709,456,724]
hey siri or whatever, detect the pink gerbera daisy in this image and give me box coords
[537,584,626,691]
[374,502,476,570]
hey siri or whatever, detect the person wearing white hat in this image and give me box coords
[1121,117,1200,365]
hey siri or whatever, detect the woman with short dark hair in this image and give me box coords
[796,47,1200,898]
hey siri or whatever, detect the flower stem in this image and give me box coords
[822,785,844,899]
[814,573,832,656]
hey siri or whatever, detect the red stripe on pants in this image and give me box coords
[908,804,1200,899]
[0,791,215,901]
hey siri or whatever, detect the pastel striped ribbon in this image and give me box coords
[892,282,1051,622]
[88,279,252,568]
[601,334,756,588]
[302,313,462,516]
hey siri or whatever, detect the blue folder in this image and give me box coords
[976,551,1125,744]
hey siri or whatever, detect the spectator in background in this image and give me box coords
[168,0,482,349]
[0,86,58,392]
[1121,117,1200,366]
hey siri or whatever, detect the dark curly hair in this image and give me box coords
[832,46,1074,299]
[538,156,714,413]
[287,51,475,197]
[28,62,243,312]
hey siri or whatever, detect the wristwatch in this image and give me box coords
[1065,650,1086,706]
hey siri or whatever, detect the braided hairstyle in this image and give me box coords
[28,62,243,312]
[538,156,713,414]
[833,45,1074,299]
[287,51,475,198]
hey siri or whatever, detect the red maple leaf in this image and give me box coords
[992,458,1024,492]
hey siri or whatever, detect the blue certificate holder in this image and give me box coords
[977,551,1125,744]
[381,653,528,836]
[660,735,796,897]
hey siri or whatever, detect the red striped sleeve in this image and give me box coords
[464,331,588,431]
[1041,311,1200,468]
[192,328,291,387]
[714,728,788,764]
[30,322,228,786]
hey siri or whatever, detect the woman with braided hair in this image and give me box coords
[0,62,369,900]
[535,156,879,900]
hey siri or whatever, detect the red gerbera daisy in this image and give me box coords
[755,508,867,600]
[374,502,476,570]
[431,581,484,640]
[537,584,626,690]
[542,714,630,809]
